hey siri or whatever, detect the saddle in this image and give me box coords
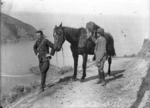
[78,28,87,49]
[86,21,99,32]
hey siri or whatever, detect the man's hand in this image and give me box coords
[48,56,52,59]
[46,54,52,59]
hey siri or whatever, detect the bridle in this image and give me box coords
[54,27,66,66]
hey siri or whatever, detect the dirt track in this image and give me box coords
[7,57,150,108]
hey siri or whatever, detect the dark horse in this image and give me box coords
[53,23,116,80]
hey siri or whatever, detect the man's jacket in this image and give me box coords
[94,36,107,61]
[33,38,55,58]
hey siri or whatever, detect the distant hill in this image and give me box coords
[1,13,37,44]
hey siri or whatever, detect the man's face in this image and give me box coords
[36,33,42,40]
[97,33,101,37]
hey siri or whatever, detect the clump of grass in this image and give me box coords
[58,66,73,75]
[1,81,39,107]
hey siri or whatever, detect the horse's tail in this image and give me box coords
[105,32,116,56]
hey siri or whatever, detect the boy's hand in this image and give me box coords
[36,53,39,56]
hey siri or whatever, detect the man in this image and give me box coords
[33,30,55,92]
[94,28,107,86]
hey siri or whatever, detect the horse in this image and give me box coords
[53,23,116,80]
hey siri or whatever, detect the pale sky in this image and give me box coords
[1,0,150,56]
[2,0,150,17]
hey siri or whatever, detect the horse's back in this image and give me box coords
[77,27,95,55]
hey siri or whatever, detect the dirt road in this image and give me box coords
[8,57,150,108]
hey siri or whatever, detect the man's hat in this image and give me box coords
[36,30,43,36]
[36,30,47,38]
[96,28,105,35]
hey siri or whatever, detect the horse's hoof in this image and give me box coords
[81,76,85,80]
[72,76,77,80]
[107,72,111,76]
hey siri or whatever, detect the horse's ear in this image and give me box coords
[59,22,62,28]
[55,25,57,28]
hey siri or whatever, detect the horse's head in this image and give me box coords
[53,23,65,51]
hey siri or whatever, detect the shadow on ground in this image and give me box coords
[110,69,125,76]
[81,69,125,83]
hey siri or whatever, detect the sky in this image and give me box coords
[1,0,150,17]
[1,0,150,56]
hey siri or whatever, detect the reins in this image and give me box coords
[56,52,58,65]
[55,47,65,67]
[55,27,66,67]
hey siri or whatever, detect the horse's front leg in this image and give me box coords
[108,56,112,76]
[81,53,88,80]
[72,53,78,79]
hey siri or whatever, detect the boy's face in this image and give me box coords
[97,33,101,37]
[36,33,42,40]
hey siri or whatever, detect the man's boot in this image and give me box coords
[38,73,46,93]
[97,70,102,84]
[101,72,106,86]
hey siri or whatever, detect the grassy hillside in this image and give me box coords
[0,13,37,44]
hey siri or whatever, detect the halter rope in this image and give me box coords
[62,47,65,66]
[62,30,66,66]
[56,52,58,65]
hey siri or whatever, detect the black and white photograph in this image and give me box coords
[0,0,150,108]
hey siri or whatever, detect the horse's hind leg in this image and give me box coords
[81,53,88,80]
[108,56,112,76]
[72,53,78,79]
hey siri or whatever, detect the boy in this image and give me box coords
[94,28,107,86]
